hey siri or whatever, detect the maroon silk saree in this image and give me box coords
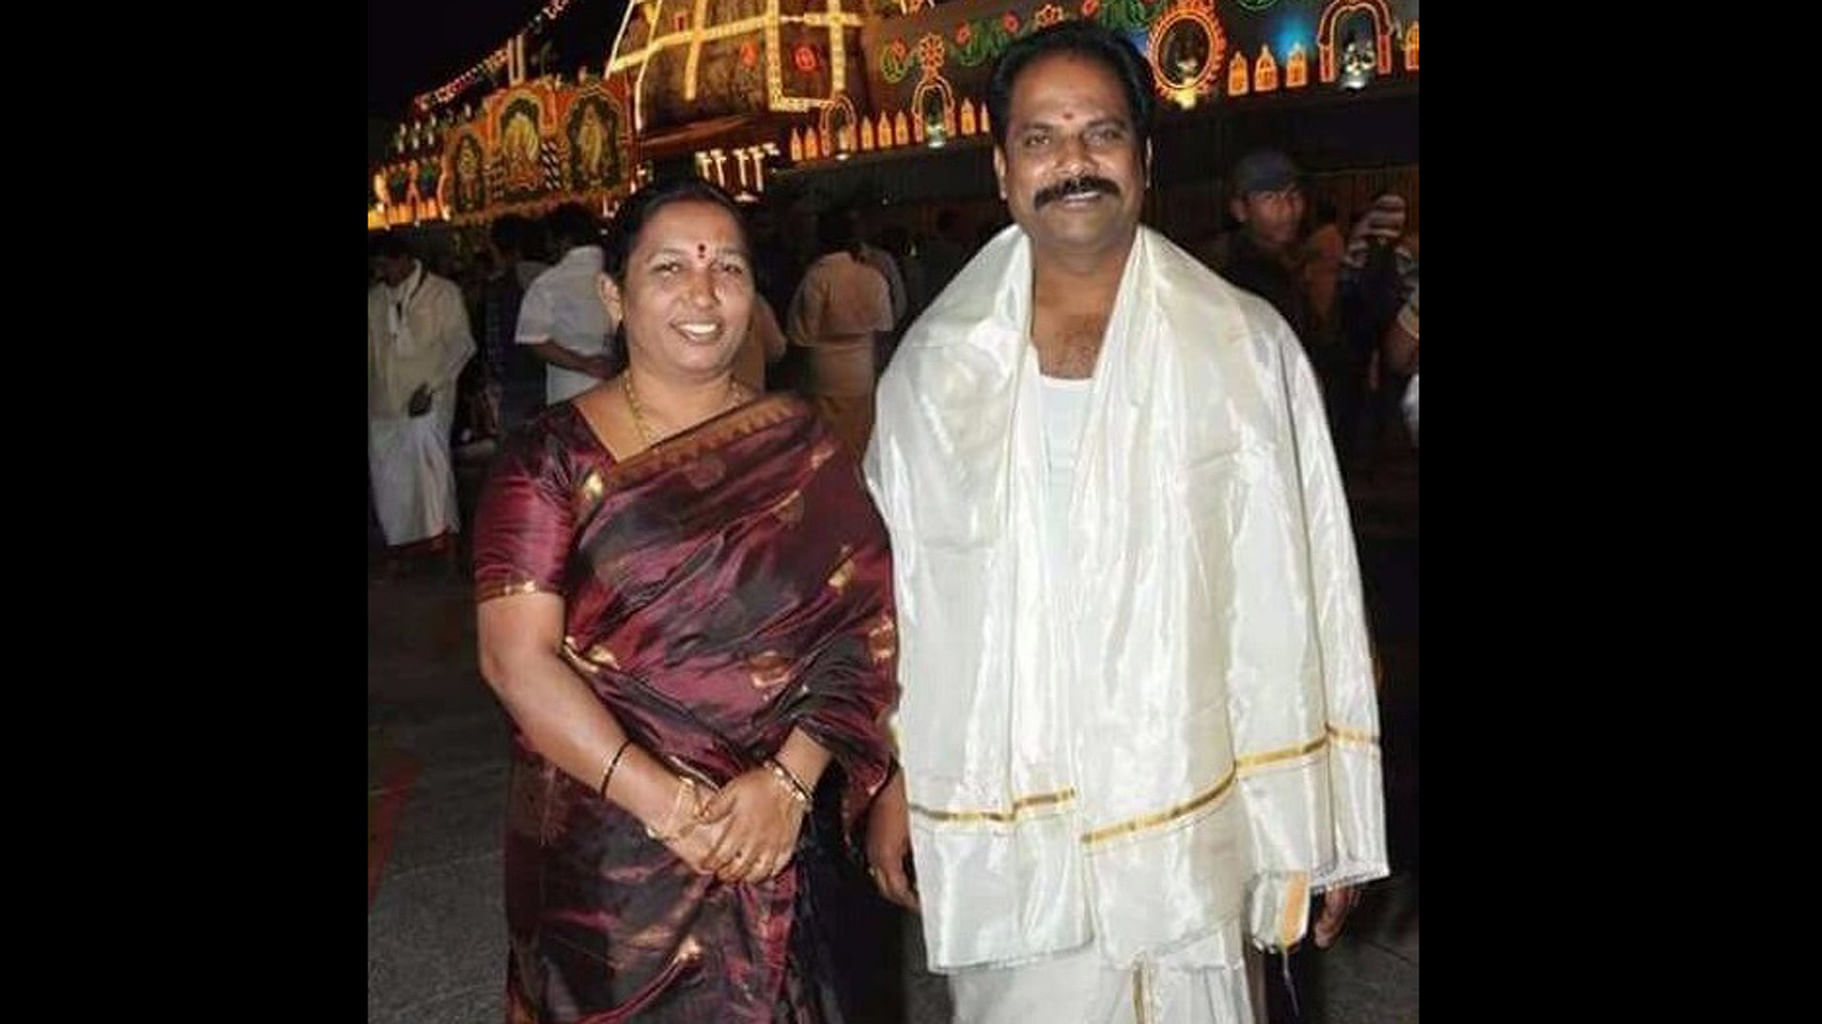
[472,396,898,1023]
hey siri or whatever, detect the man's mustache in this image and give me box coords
[1034,175,1121,209]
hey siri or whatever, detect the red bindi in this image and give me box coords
[697,243,708,259]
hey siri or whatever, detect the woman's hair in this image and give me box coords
[603,177,751,283]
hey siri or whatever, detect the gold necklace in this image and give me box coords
[623,373,746,447]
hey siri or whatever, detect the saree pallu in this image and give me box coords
[473,396,898,1023]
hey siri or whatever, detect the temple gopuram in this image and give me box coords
[371,0,1416,258]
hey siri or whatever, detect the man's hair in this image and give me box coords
[936,207,962,234]
[602,177,750,283]
[817,207,864,259]
[490,214,532,255]
[987,20,1153,152]
[1315,198,1339,226]
[545,202,602,252]
[878,224,912,257]
[370,231,413,261]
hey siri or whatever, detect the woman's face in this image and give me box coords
[599,200,754,384]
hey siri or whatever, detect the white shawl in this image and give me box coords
[864,225,1388,974]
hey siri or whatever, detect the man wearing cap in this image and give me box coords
[1209,151,1376,469]
[863,20,1388,1023]
[1211,150,1316,342]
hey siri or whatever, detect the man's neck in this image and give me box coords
[1242,231,1298,268]
[1030,231,1135,314]
[389,262,422,294]
[1027,229,1136,379]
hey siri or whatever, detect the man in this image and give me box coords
[786,209,894,458]
[367,232,476,570]
[1213,148,1314,342]
[481,214,551,435]
[515,202,617,404]
[1302,197,1347,340]
[1340,193,1411,472]
[918,207,970,296]
[1220,150,1373,471]
[1384,283,1418,448]
[848,204,910,328]
[863,22,1387,1023]
[879,224,927,321]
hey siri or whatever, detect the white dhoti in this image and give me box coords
[368,398,459,546]
[369,265,475,547]
[950,942,1266,1024]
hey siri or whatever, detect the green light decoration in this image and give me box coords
[878,0,1168,80]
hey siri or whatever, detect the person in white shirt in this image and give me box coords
[863,22,1388,1023]
[848,206,909,327]
[516,203,618,404]
[785,210,894,458]
[368,232,476,569]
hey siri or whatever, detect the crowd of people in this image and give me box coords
[367,190,1014,576]
[367,19,1414,1023]
[367,162,1416,578]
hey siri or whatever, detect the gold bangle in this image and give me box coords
[599,739,633,800]
[644,777,698,842]
[766,759,812,807]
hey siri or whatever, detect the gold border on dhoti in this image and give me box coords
[910,724,1380,841]
[907,788,1077,824]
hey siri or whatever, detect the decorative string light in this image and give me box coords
[411,0,583,114]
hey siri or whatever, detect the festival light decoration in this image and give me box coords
[412,0,583,114]
[1286,43,1308,87]
[1255,46,1278,92]
[1147,0,1226,108]
[1316,0,1393,83]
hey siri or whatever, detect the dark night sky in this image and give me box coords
[367,0,628,118]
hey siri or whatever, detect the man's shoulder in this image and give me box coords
[1144,230,1294,352]
[421,272,465,299]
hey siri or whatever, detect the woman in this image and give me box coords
[784,209,893,459]
[473,178,899,1023]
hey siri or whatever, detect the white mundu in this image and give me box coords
[368,263,475,546]
[865,226,1388,1022]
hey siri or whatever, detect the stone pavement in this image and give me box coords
[367,436,1418,1023]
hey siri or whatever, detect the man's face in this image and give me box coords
[374,255,414,287]
[1233,186,1306,252]
[993,53,1147,261]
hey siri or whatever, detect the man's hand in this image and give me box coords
[407,384,432,417]
[584,354,620,380]
[864,771,919,910]
[1311,884,1361,949]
